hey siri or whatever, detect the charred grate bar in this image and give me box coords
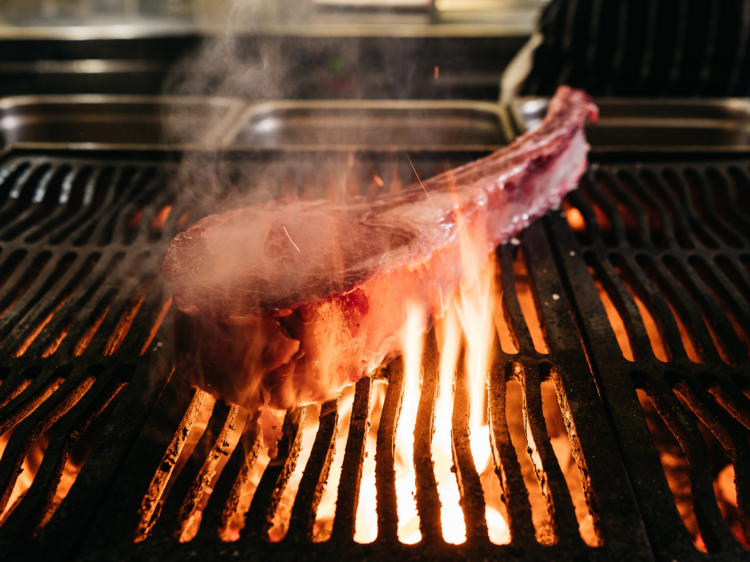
[0,146,747,561]
[549,159,750,561]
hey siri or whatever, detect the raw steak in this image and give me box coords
[163,86,597,423]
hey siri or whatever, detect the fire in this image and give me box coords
[0,430,47,525]
[354,382,384,543]
[151,205,172,232]
[393,302,425,544]
[348,215,510,545]
[562,199,586,231]
[434,306,465,543]
[440,248,511,545]
[310,388,355,540]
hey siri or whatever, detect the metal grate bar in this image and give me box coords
[451,343,489,543]
[286,396,339,541]
[487,334,536,545]
[585,174,629,246]
[0,166,72,243]
[546,159,750,560]
[49,167,120,246]
[30,357,172,561]
[0,164,52,226]
[0,252,77,348]
[670,256,748,364]
[0,368,34,411]
[60,251,152,358]
[86,168,160,247]
[374,358,404,544]
[545,209,699,558]
[518,362,580,545]
[149,399,234,540]
[331,377,372,542]
[133,386,208,541]
[0,366,63,436]
[641,375,731,552]
[238,406,305,543]
[0,364,123,539]
[15,251,126,360]
[176,403,240,541]
[195,409,262,542]
[5,252,101,359]
[0,363,94,516]
[411,329,443,544]
[607,173,651,246]
[674,379,750,545]
[0,252,53,330]
[497,245,535,353]
[80,374,203,550]
[610,253,687,360]
[85,255,162,357]
[23,166,88,244]
[585,253,654,361]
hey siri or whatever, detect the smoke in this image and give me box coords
[158,0,466,208]
[159,0,320,209]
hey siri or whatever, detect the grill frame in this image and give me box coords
[1,140,750,561]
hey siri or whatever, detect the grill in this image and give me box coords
[0,115,750,562]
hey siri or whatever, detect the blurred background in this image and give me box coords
[0,0,544,100]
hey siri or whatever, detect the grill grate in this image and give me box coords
[551,160,750,560]
[1,147,750,561]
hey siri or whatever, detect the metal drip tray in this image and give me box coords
[512,98,750,152]
[0,96,513,152]
[0,96,246,150]
[222,100,512,151]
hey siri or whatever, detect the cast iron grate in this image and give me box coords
[552,159,750,561]
[0,147,747,561]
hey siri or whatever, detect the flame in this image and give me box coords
[226,436,273,541]
[354,382,384,543]
[348,241,510,546]
[393,302,426,544]
[151,205,172,232]
[434,247,511,545]
[0,429,48,525]
[267,403,320,542]
[344,254,511,546]
[589,268,634,361]
[562,199,585,231]
[434,306,467,543]
[179,406,249,542]
[310,387,355,541]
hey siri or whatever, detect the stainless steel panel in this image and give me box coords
[0,95,245,150]
[225,100,513,150]
[512,98,750,151]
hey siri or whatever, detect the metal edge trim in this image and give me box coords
[0,95,246,111]
[2,141,504,153]
[0,23,533,40]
